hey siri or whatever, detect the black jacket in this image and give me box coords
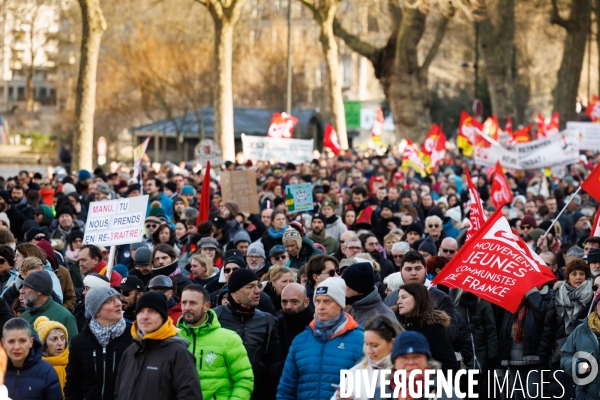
[277,307,314,360]
[64,322,133,400]
[6,205,25,240]
[150,260,193,297]
[72,300,89,332]
[211,284,277,316]
[214,304,283,400]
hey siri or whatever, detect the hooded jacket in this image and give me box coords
[64,321,133,400]
[307,230,339,255]
[150,259,193,297]
[288,238,325,270]
[177,309,254,399]
[115,319,202,400]
[347,287,396,326]
[324,214,347,242]
[5,337,63,400]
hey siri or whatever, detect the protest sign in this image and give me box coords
[195,139,223,165]
[566,121,600,150]
[432,208,556,313]
[285,183,314,212]
[83,195,149,247]
[220,170,259,214]
[241,134,314,164]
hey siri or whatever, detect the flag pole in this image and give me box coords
[541,186,582,240]
[105,245,117,281]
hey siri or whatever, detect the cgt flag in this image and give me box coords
[586,95,600,122]
[323,123,341,155]
[267,112,299,139]
[490,161,513,209]
[432,208,556,313]
[465,168,486,243]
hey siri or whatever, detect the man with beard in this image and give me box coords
[0,190,24,239]
[177,284,254,400]
[10,185,34,220]
[246,243,268,279]
[143,216,161,247]
[308,213,339,254]
[320,200,347,241]
[361,233,394,279]
[277,283,313,359]
[116,276,145,323]
[567,211,591,248]
[344,186,376,227]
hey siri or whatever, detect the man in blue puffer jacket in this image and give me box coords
[277,277,364,400]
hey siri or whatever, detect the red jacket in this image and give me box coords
[168,300,182,324]
[92,260,123,288]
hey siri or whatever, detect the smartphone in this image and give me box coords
[331,384,340,389]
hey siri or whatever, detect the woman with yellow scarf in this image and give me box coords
[33,316,69,395]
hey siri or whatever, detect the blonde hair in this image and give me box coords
[355,253,381,271]
[384,232,402,244]
[21,257,44,274]
[268,265,295,283]
[190,254,215,278]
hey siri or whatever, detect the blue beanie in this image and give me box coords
[78,169,92,181]
[391,331,432,361]
[113,264,129,278]
[180,185,195,196]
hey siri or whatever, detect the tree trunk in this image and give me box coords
[73,0,106,171]
[480,0,516,125]
[552,0,591,128]
[25,69,34,112]
[318,5,348,150]
[214,20,235,162]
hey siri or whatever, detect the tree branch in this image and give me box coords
[550,0,570,29]
[419,14,452,78]
[332,18,379,59]
[298,0,322,24]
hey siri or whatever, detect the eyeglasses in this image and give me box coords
[224,267,240,274]
[247,255,262,260]
[427,224,440,228]
[440,248,456,254]
[0,258,6,265]
[145,224,158,229]
[33,236,46,241]
[393,254,405,259]
[272,254,287,261]
[321,269,337,277]
[346,246,362,251]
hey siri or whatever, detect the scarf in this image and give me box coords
[512,298,528,344]
[325,214,339,225]
[89,318,127,347]
[168,265,182,278]
[309,230,327,243]
[227,293,256,317]
[368,355,390,370]
[313,310,346,342]
[556,280,593,335]
[268,226,287,239]
[589,311,600,336]
[65,246,79,263]
[44,348,69,393]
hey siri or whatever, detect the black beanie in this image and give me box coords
[342,262,374,294]
[55,206,74,220]
[224,256,246,270]
[0,245,15,267]
[228,269,258,293]
[136,292,169,323]
[26,227,47,243]
[418,235,437,256]
[224,249,243,260]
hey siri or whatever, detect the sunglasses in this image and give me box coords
[594,284,599,292]
[346,246,362,251]
[224,267,240,274]
[393,254,405,259]
[374,317,394,332]
[428,224,440,228]
[145,224,158,229]
[34,236,46,241]
[0,258,6,265]
[272,255,287,261]
[522,225,532,230]
[321,269,337,277]
[441,248,456,254]
[119,290,131,297]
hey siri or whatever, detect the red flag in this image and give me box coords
[490,161,513,209]
[428,130,447,174]
[592,211,600,238]
[196,161,211,228]
[586,95,600,122]
[582,162,600,203]
[465,168,486,243]
[457,111,482,157]
[402,139,426,177]
[511,124,532,144]
[505,117,513,135]
[536,111,560,139]
[371,108,385,139]
[432,208,557,313]
[323,123,341,155]
[483,115,501,141]
[420,123,441,158]
[536,112,545,138]
[267,112,298,139]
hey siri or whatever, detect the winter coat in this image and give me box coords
[324,215,347,242]
[288,238,325,270]
[167,296,182,324]
[177,309,254,399]
[277,307,314,360]
[72,299,89,333]
[246,214,268,243]
[261,231,284,260]
[5,337,63,400]
[394,308,459,372]
[443,219,461,239]
[0,297,14,332]
[214,304,283,400]
[277,313,364,400]
[150,259,193,297]
[56,265,76,311]
[307,231,339,255]
[21,297,78,343]
[146,192,173,221]
[347,287,396,326]
[6,205,25,239]
[560,316,600,400]
[66,260,84,290]
[115,320,202,400]
[64,321,133,400]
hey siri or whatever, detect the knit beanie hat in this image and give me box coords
[83,274,110,289]
[223,201,241,217]
[55,206,74,220]
[95,182,111,195]
[61,183,77,195]
[136,292,169,323]
[34,316,68,344]
[23,270,53,296]
[78,169,92,181]
[588,248,600,264]
[86,286,120,319]
[0,246,14,267]
[521,214,537,228]
[342,262,374,294]
[391,331,432,361]
[134,247,152,264]
[405,222,423,237]
[418,235,437,256]
[445,206,462,223]
[228,269,258,293]
[282,227,302,248]
[0,212,9,229]
[314,277,346,309]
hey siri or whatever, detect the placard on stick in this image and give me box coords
[220,171,259,214]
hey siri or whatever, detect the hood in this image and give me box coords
[8,337,43,371]
[177,308,221,336]
[414,309,451,328]
[40,205,54,225]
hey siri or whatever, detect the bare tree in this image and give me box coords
[72,0,106,171]
[193,0,246,162]
[551,0,591,128]
[298,0,348,150]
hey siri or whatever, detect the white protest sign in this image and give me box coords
[566,121,600,150]
[83,195,149,247]
[242,134,313,164]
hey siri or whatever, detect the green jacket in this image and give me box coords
[177,309,254,400]
[21,297,78,344]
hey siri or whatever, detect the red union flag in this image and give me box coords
[465,168,486,243]
[323,123,341,155]
[582,162,600,203]
[267,112,299,139]
[586,96,600,122]
[432,208,556,313]
[490,161,513,209]
[371,108,385,139]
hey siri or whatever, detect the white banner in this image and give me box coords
[83,195,149,247]
[474,131,579,169]
[242,134,314,164]
[566,121,600,150]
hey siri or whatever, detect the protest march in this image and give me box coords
[2,109,600,400]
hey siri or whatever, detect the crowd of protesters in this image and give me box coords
[0,146,598,399]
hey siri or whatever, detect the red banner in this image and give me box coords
[490,161,513,209]
[465,168,486,243]
[432,208,557,313]
[402,139,426,177]
[323,123,341,155]
[483,115,501,141]
[267,112,299,139]
[586,96,600,122]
